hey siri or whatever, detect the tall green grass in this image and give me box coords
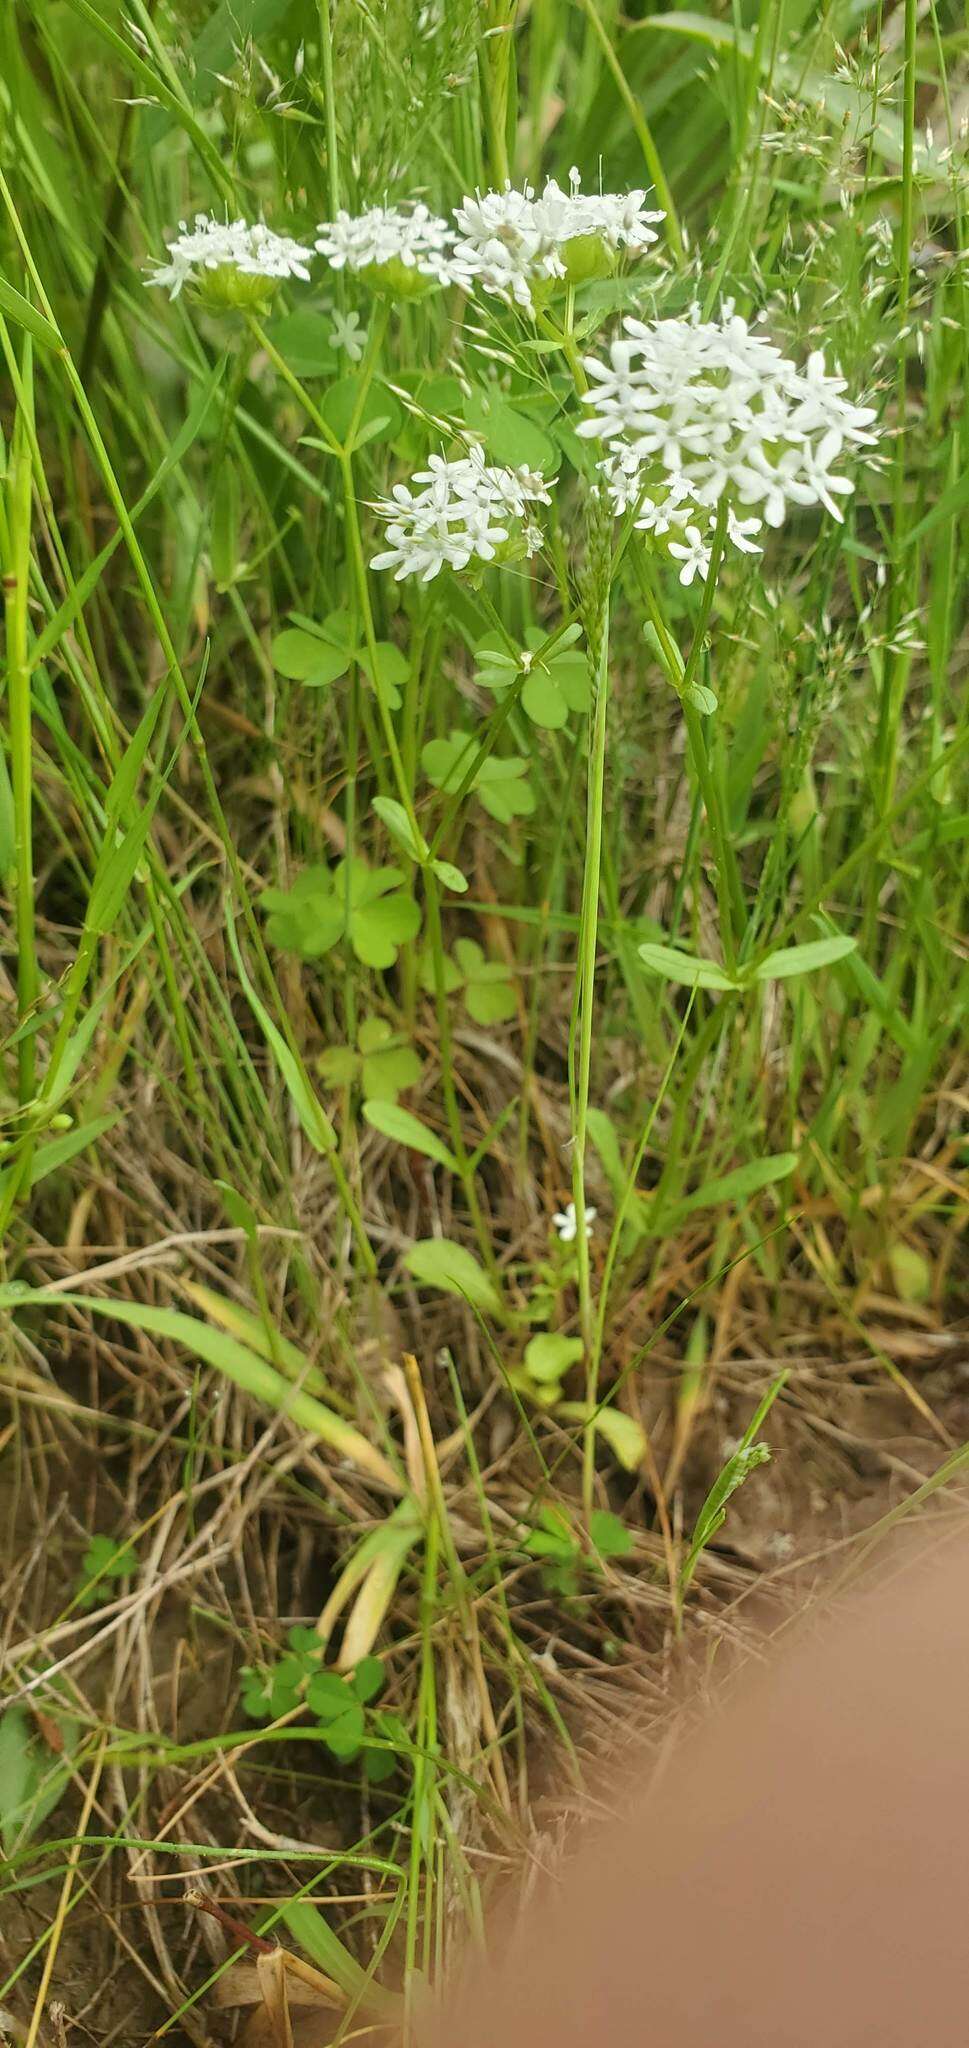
[1,0,967,2031]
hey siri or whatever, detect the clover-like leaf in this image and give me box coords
[240,1667,274,1720]
[351,1656,385,1705]
[523,1331,584,1386]
[275,610,408,708]
[474,628,590,731]
[78,1534,137,1608]
[271,625,350,690]
[262,861,419,970]
[261,867,345,960]
[307,1671,353,1722]
[422,731,535,825]
[347,861,421,968]
[358,1017,422,1101]
[452,938,517,1025]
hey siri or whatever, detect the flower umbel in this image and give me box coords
[370,447,553,583]
[580,305,878,564]
[553,1200,596,1244]
[452,169,664,313]
[149,214,314,306]
[315,204,466,298]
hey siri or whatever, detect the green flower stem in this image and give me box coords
[631,528,744,970]
[423,867,497,1275]
[571,601,610,1521]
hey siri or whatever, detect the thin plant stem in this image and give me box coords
[4,383,37,1116]
[571,600,610,1521]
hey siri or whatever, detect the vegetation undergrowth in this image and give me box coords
[0,0,967,2040]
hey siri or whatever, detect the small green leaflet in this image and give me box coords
[403,1238,503,1316]
[362,1101,458,1173]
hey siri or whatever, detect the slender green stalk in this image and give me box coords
[571,601,610,1520]
[4,385,37,1114]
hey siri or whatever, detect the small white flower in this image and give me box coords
[668,524,711,586]
[329,308,367,361]
[553,1200,596,1244]
[370,446,553,583]
[149,213,314,302]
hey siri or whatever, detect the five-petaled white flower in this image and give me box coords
[553,1200,597,1243]
[329,308,367,361]
[668,525,711,587]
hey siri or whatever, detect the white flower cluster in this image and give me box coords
[150,214,314,300]
[451,170,665,311]
[313,172,662,311]
[580,306,878,576]
[370,448,552,583]
[314,203,468,293]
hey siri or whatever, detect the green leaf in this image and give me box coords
[404,1239,503,1315]
[432,858,469,894]
[572,1408,646,1473]
[684,680,717,715]
[279,1901,401,2016]
[452,937,517,1024]
[307,1670,352,1721]
[669,1153,797,1222]
[262,868,345,958]
[639,942,739,991]
[355,1018,422,1102]
[271,627,349,689]
[321,376,403,451]
[523,1332,584,1385]
[522,668,569,729]
[322,1698,366,1760]
[679,1374,786,1597]
[85,682,170,936]
[78,1532,137,1607]
[266,310,337,380]
[227,917,338,1157]
[360,642,408,709]
[362,1100,458,1172]
[0,1707,77,1854]
[372,796,428,864]
[4,1286,401,1491]
[589,1508,634,1558]
[0,274,61,350]
[351,1655,385,1704]
[422,732,534,824]
[26,1114,119,1190]
[752,935,857,981]
[463,387,556,474]
[263,861,419,970]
